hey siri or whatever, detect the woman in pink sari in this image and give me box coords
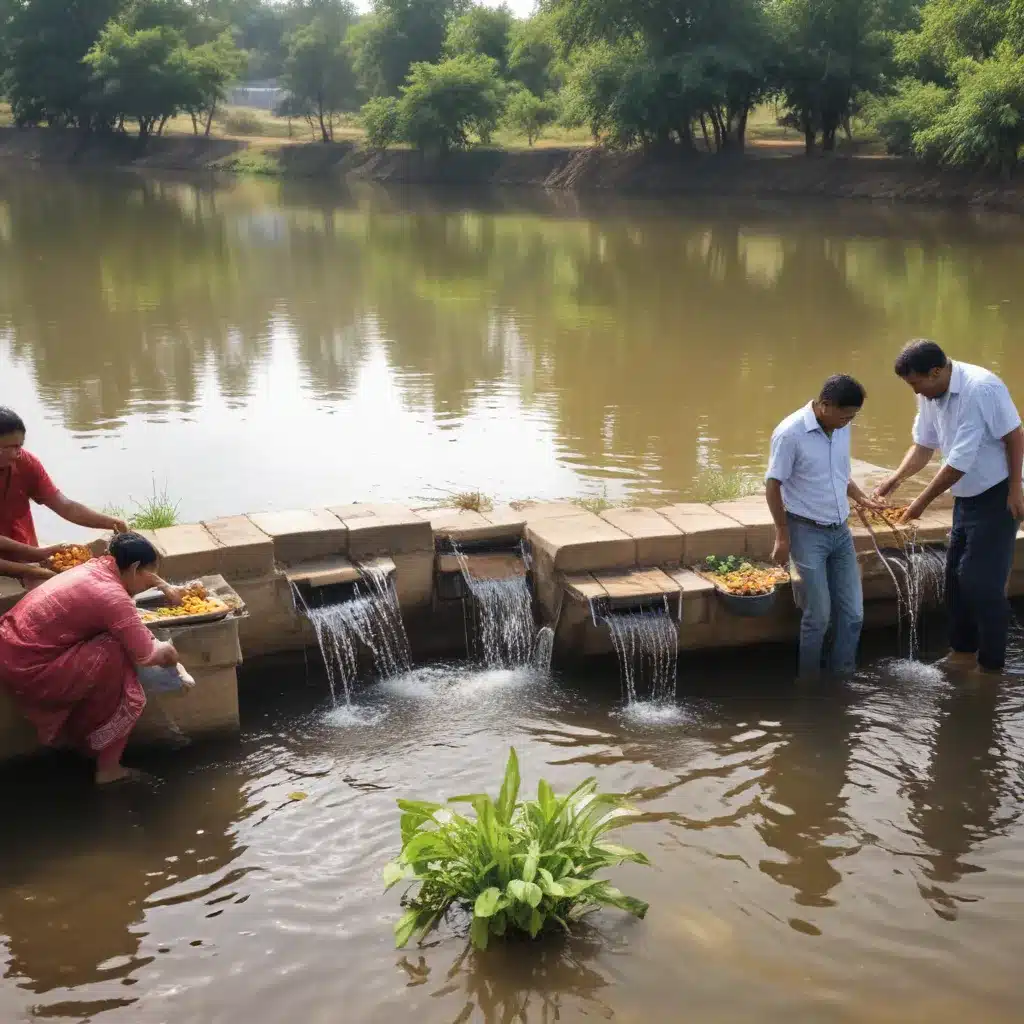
[0,533,180,784]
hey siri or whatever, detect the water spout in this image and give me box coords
[599,605,679,705]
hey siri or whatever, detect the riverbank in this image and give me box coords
[3,127,1024,210]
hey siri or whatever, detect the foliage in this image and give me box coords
[439,489,494,512]
[85,24,195,138]
[864,78,952,154]
[507,13,563,96]
[106,484,180,530]
[3,0,123,128]
[691,469,760,503]
[360,95,401,149]
[384,748,650,950]
[181,30,248,136]
[445,3,513,71]
[281,13,359,142]
[502,86,557,144]
[348,0,470,98]
[397,54,505,152]
[913,47,1024,173]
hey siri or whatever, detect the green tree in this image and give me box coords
[913,45,1024,174]
[507,13,562,95]
[3,0,123,127]
[397,53,504,152]
[864,77,952,154]
[445,3,513,70]
[360,94,400,148]
[769,0,891,154]
[348,0,470,97]
[183,30,248,135]
[281,12,360,142]
[502,85,557,144]
[85,23,195,138]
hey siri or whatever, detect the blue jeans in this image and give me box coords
[948,480,1019,671]
[788,517,864,679]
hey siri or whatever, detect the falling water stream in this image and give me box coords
[293,567,411,706]
[454,544,539,669]
[598,602,680,705]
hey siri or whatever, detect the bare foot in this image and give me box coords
[935,651,978,671]
[95,765,151,786]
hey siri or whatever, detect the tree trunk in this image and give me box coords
[191,113,199,135]
[117,114,125,134]
[735,106,749,152]
[802,114,816,157]
[709,108,724,152]
[317,105,329,144]
[677,119,697,153]
[699,113,712,152]
[157,114,169,136]
[204,99,217,138]
[842,113,853,144]
[821,125,836,152]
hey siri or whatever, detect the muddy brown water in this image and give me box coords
[3,170,1024,538]
[3,172,1024,1022]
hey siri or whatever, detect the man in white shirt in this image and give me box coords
[766,375,879,679]
[874,340,1024,674]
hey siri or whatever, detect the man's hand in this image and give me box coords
[106,515,129,534]
[854,496,887,513]
[899,499,927,525]
[772,528,791,566]
[1009,487,1024,521]
[871,476,900,503]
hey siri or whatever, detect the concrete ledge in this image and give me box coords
[139,524,221,583]
[656,504,747,565]
[133,666,240,744]
[285,555,360,589]
[436,552,526,579]
[0,575,25,614]
[711,497,776,561]
[331,503,432,558]
[248,509,347,565]
[428,506,526,546]
[203,515,276,580]
[598,507,684,566]
[527,511,636,572]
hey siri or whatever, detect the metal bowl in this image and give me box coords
[715,587,779,618]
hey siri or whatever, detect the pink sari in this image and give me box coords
[0,556,156,764]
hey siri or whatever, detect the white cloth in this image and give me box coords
[766,402,851,526]
[912,361,1020,498]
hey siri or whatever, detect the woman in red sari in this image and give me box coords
[0,533,180,784]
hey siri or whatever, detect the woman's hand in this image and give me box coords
[160,585,188,607]
[37,544,73,562]
[150,641,180,668]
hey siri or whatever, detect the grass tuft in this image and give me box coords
[690,470,761,504]
[106,483,180,531]
[440,490,494,514]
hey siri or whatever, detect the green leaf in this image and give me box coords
[593,885,649,919]
[496,748,521,826]
[474,887,503,918]
[594,842,651,866]
[491,909,507,936]
[394,908,420,949]
[537,778,556,821]
[403,830,447,865]
[536,868,565,898]
[507,879,543,908]
[528,907,545,938]
[383,861,412,890]
[470,913,491,951]
[522,840,540,884]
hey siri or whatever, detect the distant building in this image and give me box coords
[228,80,284,111]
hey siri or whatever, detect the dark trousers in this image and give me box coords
[947,480,1019,670]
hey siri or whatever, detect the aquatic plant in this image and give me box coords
[106,483,180,531]
[442,490,494,513]
[572,491,615,514]
[384,748,650,950]
[691,470,760,504]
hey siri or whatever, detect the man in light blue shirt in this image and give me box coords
[875,340,1024,674]
[766,375,878,679]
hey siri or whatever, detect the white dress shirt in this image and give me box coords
[766,402,851,525]
[912,361,1020,498]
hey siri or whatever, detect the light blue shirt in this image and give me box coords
[766,402,851,526]
[912,361,1020,498]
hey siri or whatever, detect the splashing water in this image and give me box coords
[454,545,538,670]
[533,626,555,674]
[882,543,946,660]
[293,568,411,707]
[599,605,679,704]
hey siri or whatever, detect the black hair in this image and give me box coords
[819,374,866,409]
[895,339,948,378]
[109,531,159,571]
[0,407,26,436]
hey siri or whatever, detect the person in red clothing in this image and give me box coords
[0,407,127,584]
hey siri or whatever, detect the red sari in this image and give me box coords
[0,556,156,765]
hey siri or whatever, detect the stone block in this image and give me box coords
[285,555,361,589]
[392,551,434,610]
[598,507,684,566]
[233,574,308,658]
[656,504,747,565]
[520,502,590,523]
[914,512,951,547]
[203,515,275,580]
[526,511,635,573]
[248,509,347,566]
[712,498,776,560]
[141,524,222,583]
[439,552,526,579]
[563,572,607,604]
[484,505,527,538]
[665,568,715,627]
[162,616,242,671]
[592,567,680,608]
[0,575,25,615]
[133,666,240,744]
[330,503,432,558]
[427,507,525,547]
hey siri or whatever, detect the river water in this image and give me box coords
[3,172,1024,1022]
[2,170,1024,535]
